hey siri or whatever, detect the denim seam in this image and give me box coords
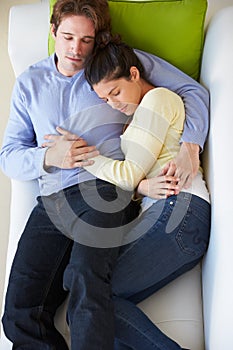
[36,239,72,339]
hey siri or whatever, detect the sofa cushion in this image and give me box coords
[49,0,207,80]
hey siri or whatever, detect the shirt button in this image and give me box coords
[169,201,174,205]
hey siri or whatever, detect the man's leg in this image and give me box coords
[112,193,210,349]
[64,244,119,350]
[61,180,140,350]
[2,197,73,350]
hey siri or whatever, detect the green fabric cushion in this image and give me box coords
[49,0,207,80]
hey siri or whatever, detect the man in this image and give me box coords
[0,0,209,349]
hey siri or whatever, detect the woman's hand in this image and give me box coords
[42,126,99,170]
[136,173,180,200]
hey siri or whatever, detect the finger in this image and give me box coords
[70,146,99,158]
[71,138,89,149]
[56,126,80,141]
[71,151,100,165]
[166,184,180,192]
[164,175,180,183]
[177,173,189,190]
[164,161,176,176]
[156,189,175,199]
[73,159,96,167]
[165,189,176,198]
[156,175,179,189]
[41,141,54,148]
[161,163,169,175]
[85,150,100,159]
[56,126,69,135]
[44,134,58,141]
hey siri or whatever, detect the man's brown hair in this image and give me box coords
[51,0,111,35]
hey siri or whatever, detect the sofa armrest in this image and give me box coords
[4,0,49,301]
[200,6,233,350]
[8,0,50,77]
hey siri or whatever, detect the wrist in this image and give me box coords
[136,179,148,198]
[44,148,53,171]
[182,142,200,154]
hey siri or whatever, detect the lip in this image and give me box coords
[66,56,82,63]
[119,105,128,113]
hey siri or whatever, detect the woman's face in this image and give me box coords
[93,67,142,116]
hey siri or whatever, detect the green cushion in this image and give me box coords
[49,0,207,80]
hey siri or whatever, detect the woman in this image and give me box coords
[83,34,211,350]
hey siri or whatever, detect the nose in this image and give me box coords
[71,40,81,55]
[107,100,121,110]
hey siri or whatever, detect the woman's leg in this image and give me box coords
[2,197,72,350]
[112,193,210,349]
[114,297,182,350]
[115,339,132,350]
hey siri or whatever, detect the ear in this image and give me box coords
[50,24,56,39]
[130,66,140,81]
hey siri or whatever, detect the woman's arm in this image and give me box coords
[84,88,184,191]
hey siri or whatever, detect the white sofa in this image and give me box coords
[1,0,233,349]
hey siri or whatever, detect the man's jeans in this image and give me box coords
[112,192,210,350]
[2,179,139,350]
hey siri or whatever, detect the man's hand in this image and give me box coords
[163,142,200,190]
[42,126,99,170]
[137,142,200,200]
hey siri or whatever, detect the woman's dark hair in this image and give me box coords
[51,0,111,35]
[85,32,145,86]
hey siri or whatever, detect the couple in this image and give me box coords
[0,0,210,349]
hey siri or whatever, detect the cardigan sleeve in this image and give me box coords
[84,88,184,190]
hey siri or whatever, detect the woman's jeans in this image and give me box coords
[2,179,139,350]
[112,192,210,350]
[2,187,210,350]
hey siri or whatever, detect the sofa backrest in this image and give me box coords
[49,0,207,80]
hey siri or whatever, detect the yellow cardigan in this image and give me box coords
[85,87,185,191]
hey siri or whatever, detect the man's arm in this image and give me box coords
[136,49,209,190]
[0,82,48,181]
[164,142,200,189]
[0,83,98,181]
[137,143,200,199]
[136,49,209,151]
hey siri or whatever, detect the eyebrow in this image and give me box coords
[98,86,117,100]
[61,31,95,39]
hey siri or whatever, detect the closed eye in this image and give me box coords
[100,97,108,102]
[64,36,73,40]
[82,38,94,44]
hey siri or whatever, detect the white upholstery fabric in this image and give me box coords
[1,1,233,349]
[200,6,233,349]
[8,0,50,77]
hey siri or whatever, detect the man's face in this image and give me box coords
[51,15,95,76]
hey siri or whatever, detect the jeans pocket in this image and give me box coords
[175,201,210,257]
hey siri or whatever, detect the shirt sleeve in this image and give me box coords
[0,80,49,181]
[84,88,183,191]
[135,49,209,151]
